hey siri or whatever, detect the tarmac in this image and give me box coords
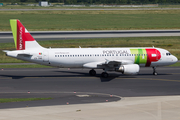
[0,67,180,119]
[0,95,180,120]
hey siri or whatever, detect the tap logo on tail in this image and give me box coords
[10,19,35,50]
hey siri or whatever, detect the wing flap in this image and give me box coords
[83,61,105,68]
[83,59,134,69]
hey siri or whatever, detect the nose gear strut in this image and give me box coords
[153,67,157,75]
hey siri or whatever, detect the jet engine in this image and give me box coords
[115,64,140,75]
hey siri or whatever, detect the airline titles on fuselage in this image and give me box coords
[54,50,129,55]
[103,50,128,54]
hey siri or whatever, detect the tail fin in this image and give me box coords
[10,19,43,50]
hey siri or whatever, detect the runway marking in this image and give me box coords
[126,78,180,83]
[0,91,122,99]
[112,77,180,83]
[171,73,180,74]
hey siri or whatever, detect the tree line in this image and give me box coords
[1,0,180,4]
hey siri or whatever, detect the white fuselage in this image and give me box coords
[6,47,178,69]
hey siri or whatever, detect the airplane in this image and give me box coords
[4,19,178,78]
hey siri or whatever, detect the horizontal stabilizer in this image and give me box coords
[2,50,10,53]
[17,53,32,56]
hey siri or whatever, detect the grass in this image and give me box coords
[169,62,180,67]
[0,97,53,103]
[0,64,53,68]
[0,36,180,64]
[1,10,180,31]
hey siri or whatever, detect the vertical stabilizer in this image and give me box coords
[10,19,43,50]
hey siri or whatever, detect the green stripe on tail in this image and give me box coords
[10,19,17,49]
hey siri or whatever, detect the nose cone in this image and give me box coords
[172,55,178,63]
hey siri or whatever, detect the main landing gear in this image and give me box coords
[89,69,109,78]
[89,69,96,76]
[152,67,158,76]
[101,72,109,78]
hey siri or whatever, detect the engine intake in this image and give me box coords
[115,64,140,75]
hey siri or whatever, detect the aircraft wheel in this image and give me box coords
[153,72,158,76]
[89,69,96,76]
[101,72,109,78]
[152,67,158,76]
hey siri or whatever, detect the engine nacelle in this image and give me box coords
[115,64,140,75]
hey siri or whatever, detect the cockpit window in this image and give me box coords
[166,53,171,56]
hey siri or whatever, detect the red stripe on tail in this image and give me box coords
[17,20,35,50]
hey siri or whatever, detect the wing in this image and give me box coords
[83,59,134,69]
[3,50,33,57]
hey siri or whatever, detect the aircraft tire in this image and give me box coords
[101,72,109,78]
[89,69,96,76]
[153,72,158,76]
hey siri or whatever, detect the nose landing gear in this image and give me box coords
[153,67,158,75]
